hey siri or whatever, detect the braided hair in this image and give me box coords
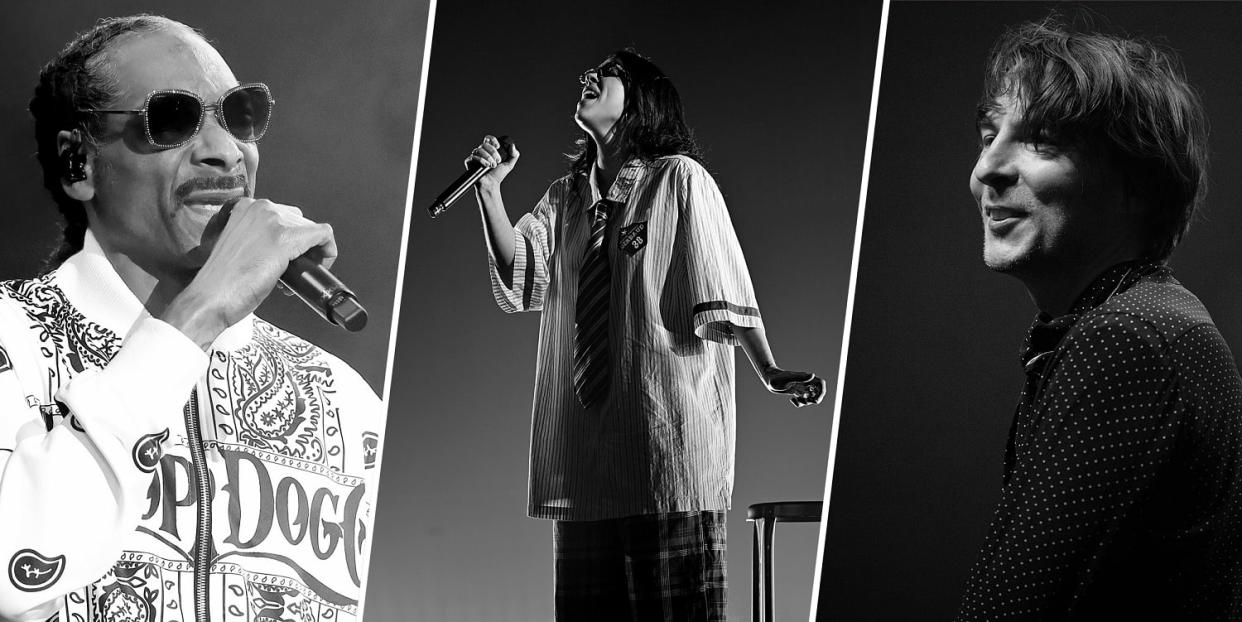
[30,15,198,269]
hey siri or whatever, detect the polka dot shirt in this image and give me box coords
[956,261,1242,621]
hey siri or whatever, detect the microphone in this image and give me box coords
[281,256,368,332]
[428,136,509,218]
[210,197,368,332]
[428,162,489,218]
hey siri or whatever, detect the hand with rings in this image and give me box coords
[764,369,828,408]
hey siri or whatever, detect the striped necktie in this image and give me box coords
[573,199,612,408]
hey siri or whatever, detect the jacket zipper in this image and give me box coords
[184,387,211,622]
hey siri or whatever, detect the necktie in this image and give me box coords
[573,199,612,408]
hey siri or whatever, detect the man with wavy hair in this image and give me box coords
[0,15,381,622]
[960,19,1242,620]
[466,50,826,620]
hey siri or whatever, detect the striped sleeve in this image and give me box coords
[676,159,763,345]
[488,182,559,313]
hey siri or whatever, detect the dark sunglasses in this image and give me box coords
[80,83,274,149]
[578,62,627,86]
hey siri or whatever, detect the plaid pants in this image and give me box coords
[553,511,728,622]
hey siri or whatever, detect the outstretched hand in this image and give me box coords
[763,368,827,408]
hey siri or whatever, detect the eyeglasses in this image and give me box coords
[578,62,627,86]
[80,83,274,149]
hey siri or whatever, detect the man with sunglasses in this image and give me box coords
[0,15,381,622]
[959,20,1242,620]
[467,50,826,621]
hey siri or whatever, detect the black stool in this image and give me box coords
[747,501,824,622]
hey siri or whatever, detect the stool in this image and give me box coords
[747,501,824,622]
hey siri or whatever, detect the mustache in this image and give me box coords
[175,174,250,200]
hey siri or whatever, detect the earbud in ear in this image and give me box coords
[62,150,87,183]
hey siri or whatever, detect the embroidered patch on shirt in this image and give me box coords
[363,431,379,469]
[9,549,65,592]
[132,428,169,473]
[618,222,648,255]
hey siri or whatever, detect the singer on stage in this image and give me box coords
[0,15,381,622]
[957,19,1242,620]
[467,49,826,621]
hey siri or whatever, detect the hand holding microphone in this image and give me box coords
[470,135,519,189]
[428,135,519,217]
[162,197,366,350]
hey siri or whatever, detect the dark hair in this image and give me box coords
[30,14,198,269]
[980,17,1208,261]
[568,49,703,176]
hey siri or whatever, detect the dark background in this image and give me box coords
[366,1,881,620]
[816,3,1242,619]
[0,0,427,391]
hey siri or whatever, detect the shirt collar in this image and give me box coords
[586,158,646,206]
[1020,259,1165,374]
[1062,259,1164,316]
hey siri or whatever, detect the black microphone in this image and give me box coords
[280,256,368,332]
[428,136,510,218]
[211,198,368,332]
[428,161,489,218]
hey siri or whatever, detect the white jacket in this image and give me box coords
[0,232,383,622]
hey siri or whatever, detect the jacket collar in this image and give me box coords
[54,230,149,338]
[56,229,255,348]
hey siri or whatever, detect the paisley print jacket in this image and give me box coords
[0,233,383,622]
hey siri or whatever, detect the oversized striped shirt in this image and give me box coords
[488,155,761,521]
